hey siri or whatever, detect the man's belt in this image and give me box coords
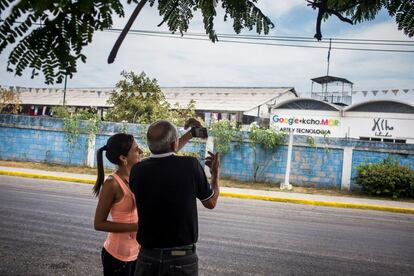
[142,244,196,256]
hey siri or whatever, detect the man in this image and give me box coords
[130,120,220,276]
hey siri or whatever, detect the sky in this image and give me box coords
[1,0,413,104]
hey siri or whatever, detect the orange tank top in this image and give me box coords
[103,173,139,262]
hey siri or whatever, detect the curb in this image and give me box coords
[220,192,414,215]
[0,170,95,185]
[1,170,414,215]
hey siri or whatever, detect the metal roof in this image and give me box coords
[273,98,342,111]
[162,87,297,112]
[3,86,297,112]
[344,100,414,114]
[311,75,353,85]
[10,88,113,107]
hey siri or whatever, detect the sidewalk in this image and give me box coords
[1,166,413,214]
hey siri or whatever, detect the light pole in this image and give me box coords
[63,74,67,106]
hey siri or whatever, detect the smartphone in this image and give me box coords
[191,127,208,138]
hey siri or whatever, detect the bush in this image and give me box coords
[248,122,287,150]
[50,105,70,118]
[355,157,414,199]
[210,120,241,154]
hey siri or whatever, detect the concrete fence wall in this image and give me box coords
[1,115,414,190]
[220,136,414,189]
[0,115,205,170]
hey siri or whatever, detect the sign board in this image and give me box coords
[270,113,343,137]
[343,117,413,140]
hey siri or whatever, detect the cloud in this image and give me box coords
[255,0,305,18]
[0,1,412,105]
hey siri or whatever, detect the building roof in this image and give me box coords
[273,98,342,111]
[344,100,414,114]
[162,87,297,112]
[11,87,113,107]
[311,75,353,85]
[3,86,297,112]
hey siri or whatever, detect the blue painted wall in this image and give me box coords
[0,115,205,169]
[220,143,343,188]
[0,126,88,165]
[291,146,343,188]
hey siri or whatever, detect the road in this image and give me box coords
[0,175,413,276]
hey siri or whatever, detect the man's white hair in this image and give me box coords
[147,120,178,154]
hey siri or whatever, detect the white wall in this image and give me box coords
[270,109,414,143]
[343,111,414,143]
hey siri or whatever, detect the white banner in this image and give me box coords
[270,113,342,137]
[343,117,414,139]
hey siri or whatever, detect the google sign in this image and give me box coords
[272,115,340,126]
[271,114,342,137]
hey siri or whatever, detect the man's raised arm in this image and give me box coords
[177,118,203,151]
[202,152,220,209]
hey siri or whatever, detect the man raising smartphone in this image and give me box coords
[130,120,220,276]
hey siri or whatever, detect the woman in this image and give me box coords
[93,133,143,276]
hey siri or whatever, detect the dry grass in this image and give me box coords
[0,160,111,175]
[220,178,357,197]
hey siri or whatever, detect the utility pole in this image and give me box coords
[326,38,332,76]
[63,74,67,106]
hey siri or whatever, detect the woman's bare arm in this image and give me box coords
[94,178,137,233]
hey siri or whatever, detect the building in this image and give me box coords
[162,87,297,126]
[270,98,414,144]
[0,85,297,126]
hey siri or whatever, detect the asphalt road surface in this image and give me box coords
[0,175,413,276]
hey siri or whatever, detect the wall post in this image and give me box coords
[341,147,353,190]
[87,135,96,168]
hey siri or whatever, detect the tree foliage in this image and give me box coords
[248,122,286,150]
[248,122,286,182]
[0,89,22,114]
[105,71,196,126]
[308,0,414,40]
[0,0,273,84]
[210,119,241,154]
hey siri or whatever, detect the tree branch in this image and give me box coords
[313,0,327,40]
[108,0,148,64]
[309,0,354,40]
[326,8,353,25]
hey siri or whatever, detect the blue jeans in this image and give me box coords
[134,245,198,276]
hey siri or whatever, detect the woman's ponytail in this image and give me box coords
[92,134,134,197]
[93,145,107,197]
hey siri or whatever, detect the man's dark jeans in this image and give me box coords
[134,245,198,276]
